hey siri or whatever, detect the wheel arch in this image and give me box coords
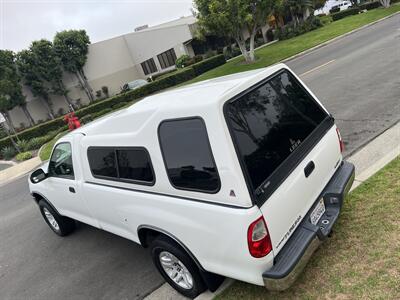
[137,224,204,269]
[137,225,225,292]
[31,191,62,216]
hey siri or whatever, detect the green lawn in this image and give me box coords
[217,156,400,299]
[186,5,400,84]
[39,131,68,161]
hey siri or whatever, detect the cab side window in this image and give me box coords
[48,143,74,179]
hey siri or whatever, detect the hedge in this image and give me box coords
[332,8,360,21]
[359,1,381,10]
[329,7,341,14]
[0,55,226,154]
[191,54,226,76]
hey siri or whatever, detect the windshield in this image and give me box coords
[225,70,328,193]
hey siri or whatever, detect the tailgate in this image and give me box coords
[259,126,342,253]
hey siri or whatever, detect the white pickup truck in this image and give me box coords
[29,64,355,298]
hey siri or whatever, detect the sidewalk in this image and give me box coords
[0,156,42,186]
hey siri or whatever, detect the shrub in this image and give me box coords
[26,137,45,150]
[332,8,360,21]
[16,151,33,162]
[151,69,177,81]
[101,86,109,98]
[1,146,16,160]
[176,55,191,68]
[92,108,113,119]
[204,50,217,59]
[112,102,128,110]
[319,14,333,25]
[330,7,341,14]
[190,54,226,76]
[277,15,323,40]
[359,1,381,10]
[80,114,93,124]
[16,139,29,152]
[193,55,203,63]
[0,127,7,139]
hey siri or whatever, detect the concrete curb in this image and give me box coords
[0,132,62,186]
[281,10,400,64]
[0,160,17,166]
[0,156,42,186]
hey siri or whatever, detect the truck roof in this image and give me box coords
[71,64,286,137]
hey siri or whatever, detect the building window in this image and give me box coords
[141,58,157,75]
[88,147,155,185]
[158,118,221,193]
[157,48,177,69]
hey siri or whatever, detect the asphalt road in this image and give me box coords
[287,14,400,156]
[0,175,164,300]
[0,163,12,171]
[0,14,399,300]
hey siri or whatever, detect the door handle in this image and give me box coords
[304,161,315,178]
[69,187,76,193]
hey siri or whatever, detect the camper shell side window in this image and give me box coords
[158,117,221,194]
[87,146,155,186]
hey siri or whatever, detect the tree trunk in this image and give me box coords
[235,37,251,63]
[78,69,95,103]
[63,93,76,111]
[75,73,93,103]
[379,0,390,7]
[2,111,21,152]
[58,80,76,111]
[290,10,296,27]
[249,29,257,62]
[40,97,55,120]
[20,104,35,127]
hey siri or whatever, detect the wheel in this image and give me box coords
[150,235,206,298]
[38,200,75,236]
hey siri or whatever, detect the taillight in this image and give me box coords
[336,127,345,153]
[247,216,272,258]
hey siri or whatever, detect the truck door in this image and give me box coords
[44,141,94,225]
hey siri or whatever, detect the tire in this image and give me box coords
[150,235,206,299]
[38,200,75,236]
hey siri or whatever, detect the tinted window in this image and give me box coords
[88,148,117,178]
[159,118,220,193]
[225,70,327,191]
[48,143,74,179]
[157,48,177,69]
[117,149,154,183]
[141,58,157,75]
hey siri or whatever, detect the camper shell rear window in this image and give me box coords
[224,69,334,206]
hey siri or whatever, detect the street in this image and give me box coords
[0,14,399,300]
[288,14,400,156]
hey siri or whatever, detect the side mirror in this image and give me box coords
[30,168,47,184]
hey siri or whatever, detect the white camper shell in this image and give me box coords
[29,64,355,298]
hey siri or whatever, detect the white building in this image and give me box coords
[7,16,199,129]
